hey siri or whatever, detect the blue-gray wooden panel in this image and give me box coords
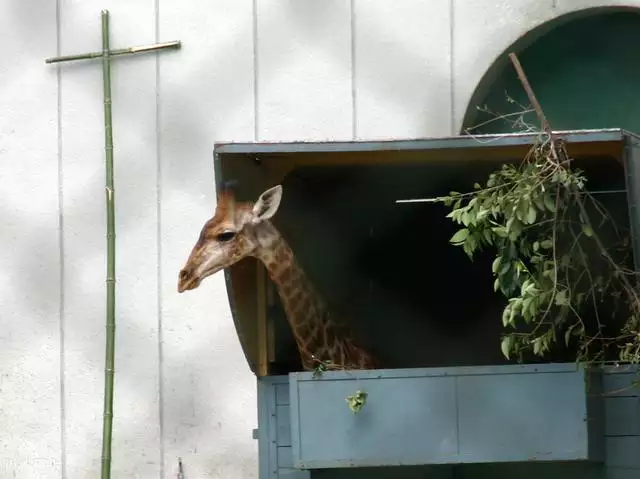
[606,437,640,469]
[289,364,601,468]
[605,398,640,436]
[311,465,455,478]
[290,373,458,468]
[262,369,639,478]
[603,372,640,397]
[457,370,593,462]
[606,469,640,479]
[259,376,290,479]
[258,378,275,479]
[276,383,290,405]
[278,447,294,468]
[277,405,292,446]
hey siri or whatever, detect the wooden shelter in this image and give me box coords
[214,128,640,479]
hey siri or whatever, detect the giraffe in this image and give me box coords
[177,183,378,372]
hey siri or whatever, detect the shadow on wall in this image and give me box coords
[462,7,640,135]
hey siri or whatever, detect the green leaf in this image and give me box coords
[533,338,542,356]
[501,306,511,326]
[499,260,511,276]
[463,240,475,259]
[526,204,537,224]
[554,290,570,306]
[492,256,502,274]
[449,228,470,244]
[582,224,593,237]
[494,277,501,292]
[564,324,576,347]
[507,218,523,241]
[492,226,508,238]
[517,197,531,222]
[482,228,493,245]
[543,193,556,212]
[533,194,545,212]
[528,296,538,318]
[522,297,533,319]
[540,239,553,249]
[476,208,490,222]
[501,336,513,359]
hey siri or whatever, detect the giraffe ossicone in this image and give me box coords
[178,183,378,372]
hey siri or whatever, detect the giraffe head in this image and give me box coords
[177,184,284,293]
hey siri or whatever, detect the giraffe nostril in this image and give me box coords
[179,269,189,281]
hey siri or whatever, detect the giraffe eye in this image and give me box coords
[217,231,236,242]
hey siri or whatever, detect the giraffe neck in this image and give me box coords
[253,222,375,371]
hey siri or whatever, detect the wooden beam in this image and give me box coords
[256,262,269,377]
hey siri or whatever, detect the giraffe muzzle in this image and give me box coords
[177,269,200,293]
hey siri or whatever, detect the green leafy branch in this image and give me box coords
[429,136,640,365]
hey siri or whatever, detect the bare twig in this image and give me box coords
[508,53,552,137]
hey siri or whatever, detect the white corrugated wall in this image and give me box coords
[0,0,635,477]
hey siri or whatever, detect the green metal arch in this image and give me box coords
[461,6,640,135]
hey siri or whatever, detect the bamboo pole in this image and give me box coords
[100,10,116,479]
[45,40,180,64]
[45,11,181,478]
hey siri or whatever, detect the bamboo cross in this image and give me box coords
[45,10,181,479]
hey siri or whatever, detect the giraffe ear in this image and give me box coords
[252,185,283,223]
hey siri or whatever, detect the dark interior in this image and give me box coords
[266,153,631,374]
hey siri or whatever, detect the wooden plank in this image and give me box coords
[290,373,458,468]
[605,397,640,436]
[257,263,269,377]
[604,372,640,397]
[457,368,602,463]
[353,0,452,138]
[267,283,276,363]
[275,383,290,406]
[606,437,640,469]
[1,1,61,477]
[256,0,353,141]
[158,0,256,475]
[278,446,294,469]
[607,467,640,479]
[276,405,291,447]
[258,379,275,479]
[289,364,602,468]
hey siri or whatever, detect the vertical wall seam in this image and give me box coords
[154,1,165,477]
[449,0,456,135]
[253,0,259,142]
[350,0,357,140]
[56,1,67,477]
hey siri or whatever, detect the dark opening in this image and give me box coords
[266,151,630,374]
